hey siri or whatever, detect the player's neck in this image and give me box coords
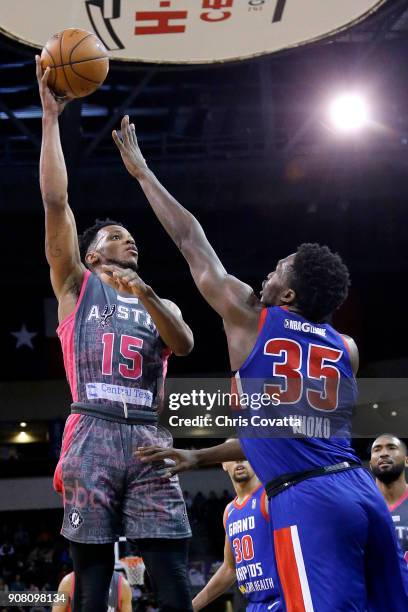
[377,476,408,506]
[234,475,260,503]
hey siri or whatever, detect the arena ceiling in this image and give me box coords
[0,0,407,167]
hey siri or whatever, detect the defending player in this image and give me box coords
[36,61,194,612]
[370,434,408,563]
[53,570,132,612]
[193,457,281,611]
[113,116,408,611]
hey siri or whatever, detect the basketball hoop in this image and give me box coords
[119,556,145,586]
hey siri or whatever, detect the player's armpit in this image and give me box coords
[45,204,85,299]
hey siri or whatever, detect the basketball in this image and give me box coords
[40,28,109,98]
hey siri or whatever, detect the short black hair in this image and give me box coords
[78,218,124,263]
[372,434,408,455]
[289,243,350,322]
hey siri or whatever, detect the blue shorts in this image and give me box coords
[269,468,408,612]
[247,599,282,611]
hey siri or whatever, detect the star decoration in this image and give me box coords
[11,324,37,349]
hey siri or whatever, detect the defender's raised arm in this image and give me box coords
[113,116,260,328]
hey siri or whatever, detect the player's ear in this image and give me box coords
[404,456,408,468]
[280,287,296,305]
[85,250,100,266]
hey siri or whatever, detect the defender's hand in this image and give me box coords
[35,55,71,117]
[100,264,149,298]
[135,446,199,478]
[112,115,149,179]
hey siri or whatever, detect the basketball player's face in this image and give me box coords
[93,225,139,271]
[370,436,408,484]
[223,460,255,483]
[260,254,295,306]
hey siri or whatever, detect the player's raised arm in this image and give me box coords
[36,56,85,306]
[113,116,259,325]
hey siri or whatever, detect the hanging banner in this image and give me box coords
[0,1,387,64]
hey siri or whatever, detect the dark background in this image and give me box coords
[0,3,408,608]
[1,0,408,453]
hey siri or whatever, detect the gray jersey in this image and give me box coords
[389,490,408,563]
[58,271,170,413]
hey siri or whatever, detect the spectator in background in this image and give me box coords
[10,573,25,592]
[370,433,408,562]
[184,491,193,513]
[0,541,14,558]
[192,492,206,518]
[220,489,231,508]
[0,577,9,592]
[13,524,29,551]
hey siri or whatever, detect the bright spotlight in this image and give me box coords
[329,93,369,132]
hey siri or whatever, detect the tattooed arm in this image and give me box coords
[36,56,85,320]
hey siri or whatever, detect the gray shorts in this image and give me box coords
[59,414,191,544]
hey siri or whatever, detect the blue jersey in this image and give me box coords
[236,306,359,483]
[225,485,280,604]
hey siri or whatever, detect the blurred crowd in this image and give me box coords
[0,490,233,611]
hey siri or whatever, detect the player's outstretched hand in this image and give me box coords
[100,264,149,298]
[136,446,199,478]
[35,55,71,117]
[112,115,149,179]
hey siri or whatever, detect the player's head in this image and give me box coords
[370,434,408,484]
[222,458,256,484]
[222,437,257,485]
[79,218,138,272]
[260,243,350,322]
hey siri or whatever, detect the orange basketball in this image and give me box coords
[40,28,109,98]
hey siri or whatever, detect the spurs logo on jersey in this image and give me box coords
[100,304,116,327]
[57,272,170,414]
[87,302,156,334]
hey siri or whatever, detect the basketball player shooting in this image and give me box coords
[113,115,408,611]
[36,60,194,612]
